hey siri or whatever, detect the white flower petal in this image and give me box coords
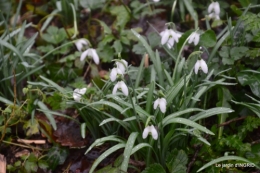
[73,88,87,101]
[116,60,128,73]
[161,30,170,45]
[208,2,214,13]
[214,2,220,15]
[188,32,196,44]
[194,60,200,74]
[80,50,89,61]
[110,68,117,82]
[153,99,159,110]
[75,39,88,51]
[150,125,158,140]
[194,33,200,46]
[119,81,128,96]
[142,127,149,139]
[112,83,119,95]
[90,49,99,65]
[159,98,167,113]
[200,59,208,74]
[167,37,174,48]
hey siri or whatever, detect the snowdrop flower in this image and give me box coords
[73,88,87,102]
[154,98,167,113]
[110,60,128,82]
[80,48,99,65]
[116,60,128,73]
[188,32,200,46]
[208,1,220,20]
[194,59,208,74]
[153,0,160,2]
[112,81,128,96]
[142,125,158,140]
[160,29,181,49]
[75,39,88,52]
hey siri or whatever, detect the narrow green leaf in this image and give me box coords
[81,123,86,139]
[37,101,57,130]
[197,156,260,172]
[89,144,126,173]
[135,55,145,88]
[163,117,214,135]
[121,132,138,172]
[189,107,234,122]
[85,135,125,154]
[39,75,65,93]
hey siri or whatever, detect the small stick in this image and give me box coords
[218,117,246,127]
[17,139,46,144]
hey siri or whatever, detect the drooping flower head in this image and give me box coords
[73,88,87,102]
[154,97,167,113]
[110,59,128,82]
[160,28,182,49]
[112,81,128,96]
[80,48,100,65]
[142,125,158,140]
[75,39,88,52]
[194,59,208,74]
[208,1,220,20]
[188,32,200,46]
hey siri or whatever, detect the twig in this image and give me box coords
[187,134,209,173]
[187,143,203,173]
[17,139,46,144]
[218,117,246,127]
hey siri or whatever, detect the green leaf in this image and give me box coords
[163,118,214,135]
[47,146,68,170]
[142,163,166,173]
[37,100,57,130]
[200,30,216,47]
[38,160,49,169]
[113,40,123,54]
[85,135,125,154]
[79,0,106,9]
[121,132,138,172]
[166,149,188,173]
[42,26,67,45]
[197,156,260,172]
[90,144,126,173]
[23,119,40,136]
[237,70,260,98]
[110,5,130,29]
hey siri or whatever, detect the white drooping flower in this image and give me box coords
[80,48,100,65]
[153,98,167,113]
[142,125,158,140]
[116,60,128,73]
[112,81,128,96]
[160,29,182,49]
[188,32,200,46]
[73,88,87,101]
[75,39,88,52]
[194,59,208,74]
[208,1,220,20]
[110,60,128,82]
[153,0,160,2]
